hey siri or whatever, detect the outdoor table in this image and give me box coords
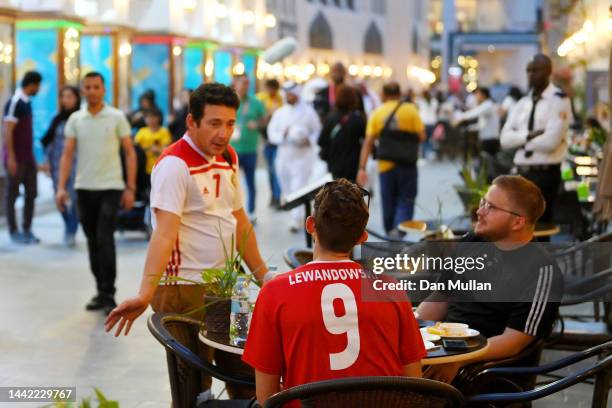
[400,216,561,240]
[420,334,489,365]
[199,328,490,366]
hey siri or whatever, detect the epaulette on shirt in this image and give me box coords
[554,90,567,98]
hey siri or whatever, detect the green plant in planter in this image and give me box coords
[160,223,263,329]
[427,197,455,240]
[454,156,489,217]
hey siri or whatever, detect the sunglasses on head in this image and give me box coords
[323,181,371,208]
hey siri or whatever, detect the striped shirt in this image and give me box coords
[444,235,563,339]
[150,135,243,285]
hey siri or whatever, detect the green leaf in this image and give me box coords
[93,389,107,404]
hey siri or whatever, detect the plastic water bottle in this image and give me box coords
[230,276,251,347]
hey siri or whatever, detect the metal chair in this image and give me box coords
[263,376,465,408]
[547,233,612,350]
[546,267,612,351]
[464,340,612,408]
[147,312,255,408]
[454,339,546,397]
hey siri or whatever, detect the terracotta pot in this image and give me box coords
[203,295,231,341]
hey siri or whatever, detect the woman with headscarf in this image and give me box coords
[41,86,81,247]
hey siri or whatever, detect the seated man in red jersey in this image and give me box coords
[242,178,426,405]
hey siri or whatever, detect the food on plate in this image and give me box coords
[426,322,469,337]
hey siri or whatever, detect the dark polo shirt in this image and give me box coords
[3,88,34,163]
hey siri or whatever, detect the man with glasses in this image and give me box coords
[243,179,425,406]
[416,175,563,384]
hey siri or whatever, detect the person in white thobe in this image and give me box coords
[267,82,322,232]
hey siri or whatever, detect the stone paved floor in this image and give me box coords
[0,158,608,407]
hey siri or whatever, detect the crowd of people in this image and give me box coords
[1,51,607,407]
[7,55,609,245]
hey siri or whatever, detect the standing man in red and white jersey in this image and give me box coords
[242,179,425,405]
[105,83,269,404]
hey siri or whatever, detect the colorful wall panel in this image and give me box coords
[81,35,113,105]
[132,43,170,122]
[16,29,58,162]
[183,47,203,90]
[242,54,257,95]
[213,50,232,85]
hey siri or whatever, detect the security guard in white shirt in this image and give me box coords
[500,54,572,223]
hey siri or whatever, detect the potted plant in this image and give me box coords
[454,156,489,221]
[424,198,456,241]
[162,226,256,342]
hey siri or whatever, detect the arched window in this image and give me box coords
[309,12,333,49]
[364,22,383,54]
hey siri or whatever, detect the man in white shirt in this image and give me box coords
[500,54,572,223]
[268,82,322,233]
[57,72,137,313]
[105,83,268,404]
[453,87,500,156]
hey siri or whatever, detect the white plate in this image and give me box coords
[420,329,441,342]
[442,328,480,338]
[423,340,437,350]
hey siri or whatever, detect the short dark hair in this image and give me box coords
[313,179,369,253]
[21,71,42,88]
[83,71,105,84]
[146,108,164,123]
[265,79,280,90]
[382,81,401,98]
[492,175,545,225]
[508,86,523,101]
[189,83,240,126]
[476,87,491,99]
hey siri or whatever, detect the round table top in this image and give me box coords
[532,224,561,238]
[420,334,489,365]
[199,330,243,355]
[199,329,490,365]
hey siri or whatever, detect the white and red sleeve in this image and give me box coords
[150,156,190,217]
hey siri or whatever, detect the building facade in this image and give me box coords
[265,0,432,89]
[430,0,543,92]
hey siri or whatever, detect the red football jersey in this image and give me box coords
[242,260,425,400]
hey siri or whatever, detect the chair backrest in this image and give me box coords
[457,338,545,396]
[263,376,464,408]
[555,233,612,279]
[147,312,255,386]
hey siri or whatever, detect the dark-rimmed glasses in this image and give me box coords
[479,198,522,217]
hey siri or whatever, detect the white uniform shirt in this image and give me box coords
[267,102,321,147]
[455,99,500,140]
[150,135,243,284]
[500,83,572,165]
